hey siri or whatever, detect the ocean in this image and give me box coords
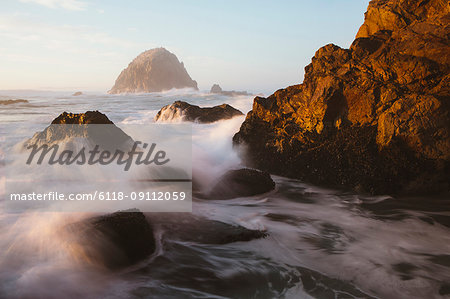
[0,90,449,298]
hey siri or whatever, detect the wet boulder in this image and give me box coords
[155,100,243,123]
[66,210,156,269]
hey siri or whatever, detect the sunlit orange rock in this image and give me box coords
[234,0,450,194]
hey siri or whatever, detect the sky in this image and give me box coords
[0,0,370,93]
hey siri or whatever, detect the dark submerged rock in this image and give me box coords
[233,0,450,195]
[155,100,244,123]
[66,211,266,270]
[67,210,156,269]
[148,213,267,244]
[207,168,275,200]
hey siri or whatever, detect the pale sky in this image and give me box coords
[0,0,370,93]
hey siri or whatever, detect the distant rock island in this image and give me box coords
[72,91,83,96]
[234,0,449,195]
[210,84,249,96]
[108,47,198,94]
[0,99,28,105]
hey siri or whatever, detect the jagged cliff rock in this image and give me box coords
[234,0,450,195]
[155,101,243,123]
[109,48,198,94]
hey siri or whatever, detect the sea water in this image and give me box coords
[0,90,449,298]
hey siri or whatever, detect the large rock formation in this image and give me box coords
[155,100,243,123]
[109,48,198,94]
[234,0,449,195]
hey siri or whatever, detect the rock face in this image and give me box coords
[233,0,450,195]
[206,168,275,200]
[67,210,156,269]
[155,100,243,123]
[109,48,198,94]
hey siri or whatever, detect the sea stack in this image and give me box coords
[108,47,198,94]
[233,0,450,195]
[210,83,250,96]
